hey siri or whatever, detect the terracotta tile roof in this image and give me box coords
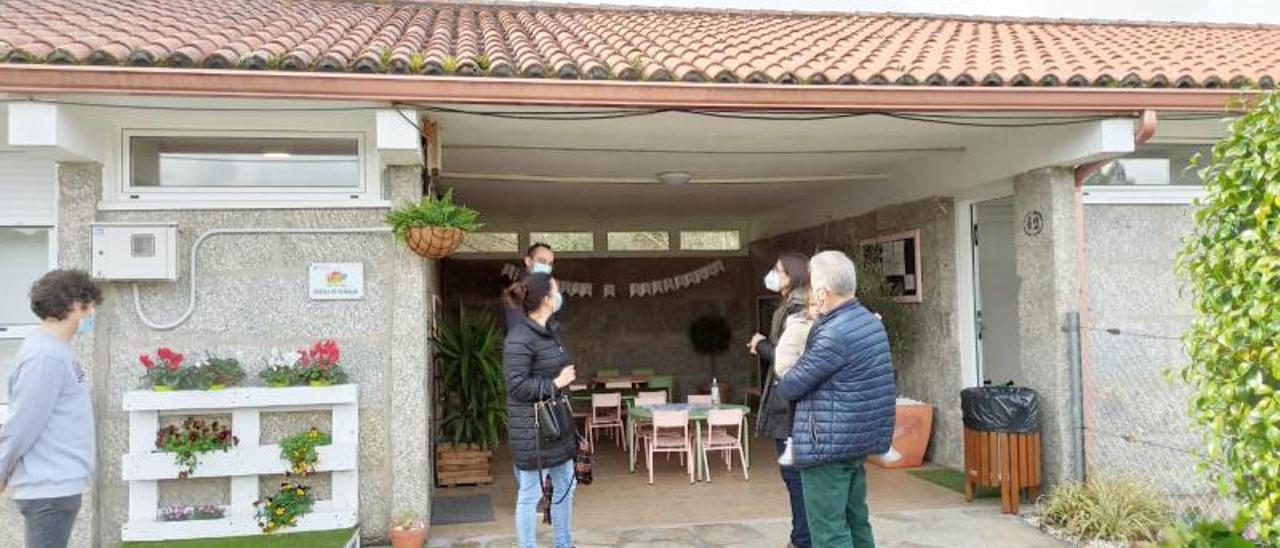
[1,0,1277,88]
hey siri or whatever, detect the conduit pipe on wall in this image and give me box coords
[132,227,393,331]
[1069,109,1158,479]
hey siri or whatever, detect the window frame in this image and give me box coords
[605,230,671,252]
[1081,140,1215,205]
[105,128,385,210]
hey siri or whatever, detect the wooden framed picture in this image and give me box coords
[859,229,923,303]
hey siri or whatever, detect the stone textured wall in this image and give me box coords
[1013,167,1080,487]
[52,164,430,546]
[441,257,756,401]
[1083,205,1214,502]
[748,197,965,469]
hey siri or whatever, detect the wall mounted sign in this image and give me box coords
[859,229,923,304]
[309,263,364,300]
[1023,211,1044,236]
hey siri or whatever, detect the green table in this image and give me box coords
[627,403,751,481]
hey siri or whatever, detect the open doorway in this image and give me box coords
[971,196,1023,386]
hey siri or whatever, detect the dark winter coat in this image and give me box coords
[776,299,896,468]
[503,316,578,471]
[755,287,808,440]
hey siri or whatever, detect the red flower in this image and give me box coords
[167,360,180,372]
[140,354,155,370]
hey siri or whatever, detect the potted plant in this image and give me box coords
[295,339,348,387]
[201,353,245,390]
[432,306,506,486]
[261,348,301,388]
[156,418,238,479]
[139,348,187,391]
[385,188,483,259]
[280,427,331,476]
[390,513,428,548]
[689,314,732,400]
[254,479,314,534]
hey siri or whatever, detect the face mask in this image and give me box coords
[552,291,564,313]
[531,262,553,275]
[763,270,782,293]
[76,314,96,337]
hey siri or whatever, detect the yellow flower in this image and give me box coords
[296,489,305,496]
[291,516,299,524]
[309,430,320,439]
[276,507,286,516]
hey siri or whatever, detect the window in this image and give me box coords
[1084,144,1213,186]
[128,135,360,189]
[607,231,670,251]
[529,232,594,253]
[680,230,740,251]
[0,227,53,326]
[457,232,519,254]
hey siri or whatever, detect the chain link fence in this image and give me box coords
[1081,324,1232,521]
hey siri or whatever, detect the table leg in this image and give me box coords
[628,413,636,474]
[743,416,751,469]
[696,421,705,482]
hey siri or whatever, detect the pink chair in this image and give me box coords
[589,393,625,452]
[646,409,694,484]
[702,408,749,482]
[687,395,713,406]
[632,392,668,453]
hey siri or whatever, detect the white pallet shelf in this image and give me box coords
[121,385,359,542]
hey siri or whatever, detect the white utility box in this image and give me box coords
[91,223,178,281]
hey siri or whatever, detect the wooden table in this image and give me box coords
[626,402,751,482]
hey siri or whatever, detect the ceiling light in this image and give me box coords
[262,152,291,158]
[656,171,692,185]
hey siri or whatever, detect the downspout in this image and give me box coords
[1069,109,1157,480]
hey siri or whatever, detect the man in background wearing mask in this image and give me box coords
[504,243,556,331]
[0,270,102,548]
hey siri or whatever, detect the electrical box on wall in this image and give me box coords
[91,223,178,281]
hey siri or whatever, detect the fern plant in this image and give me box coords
[384,188,483,241]
[432,306,506,450]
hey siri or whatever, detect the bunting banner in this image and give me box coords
[499,259,726,299]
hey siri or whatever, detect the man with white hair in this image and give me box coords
[776,250,896,548]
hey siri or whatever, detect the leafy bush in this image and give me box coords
[1157,519,1254,548]
[433,306,506,449]
[201,354,245,387]
[1038,479,1172,542]
[385,188,483,240]
[1178,93,1280,544]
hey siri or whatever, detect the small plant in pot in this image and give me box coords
[201,353,245,390]
[139,348,187,391]
[295,339,348,387]
[385,188,483,259]
[390,513,428,548]
[260,348,301,387]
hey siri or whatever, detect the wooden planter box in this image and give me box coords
[435,443,493,487]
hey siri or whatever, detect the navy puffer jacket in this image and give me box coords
[776,299,896,469]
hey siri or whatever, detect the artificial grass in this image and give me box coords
[907,467,1001,498]
[118,527,357,548]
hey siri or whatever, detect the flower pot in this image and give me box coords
[309,380,333,388]
[153,385,176,392]
[869,402,934,469]
[209,384,226,391]
[404,226,463,259]
[267,381,291,388]
[389,526,428,548]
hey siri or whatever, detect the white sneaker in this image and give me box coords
[879,446,902,464]
[777,438,795,467]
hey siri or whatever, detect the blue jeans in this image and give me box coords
[777,438,812,547]
[515,458,575,548]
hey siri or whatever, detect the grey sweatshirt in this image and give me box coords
[0,331,95,499]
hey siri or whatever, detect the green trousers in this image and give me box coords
[800,458,874,548]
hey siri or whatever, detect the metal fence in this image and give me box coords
[1077,319,1233,521]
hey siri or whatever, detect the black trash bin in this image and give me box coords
[960,386,1043,514]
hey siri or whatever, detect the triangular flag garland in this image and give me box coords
[500,260,725,299]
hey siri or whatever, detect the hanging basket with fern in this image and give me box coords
[385,188,483,260]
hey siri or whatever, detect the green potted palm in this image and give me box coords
[432,305,506,486]
[385,188,483,259]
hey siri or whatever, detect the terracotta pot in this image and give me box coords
[389,526,428,548]
[405,226,463,259]
[870,403,934,469]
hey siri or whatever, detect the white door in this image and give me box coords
[972,196,1023,386]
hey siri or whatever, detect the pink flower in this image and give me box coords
[140,354,155,370]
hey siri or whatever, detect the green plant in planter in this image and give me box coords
[1179,92,1280,545]
[139,348,188,391]
[385,188,483,241]
[280,427,331,476]
[201,354,246,390]
[1038,479,1172,543]
[295,339,347,387]
[156,418,238,479]
[433,306,506,450]
[260,348,300,387]
[255,478,314,534]
[689,314,732,380]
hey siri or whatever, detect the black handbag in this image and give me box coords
[534,387,572,444]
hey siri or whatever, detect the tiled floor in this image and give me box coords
[427,433,1060,547]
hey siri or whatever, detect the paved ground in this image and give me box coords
[423,506,1063,547]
